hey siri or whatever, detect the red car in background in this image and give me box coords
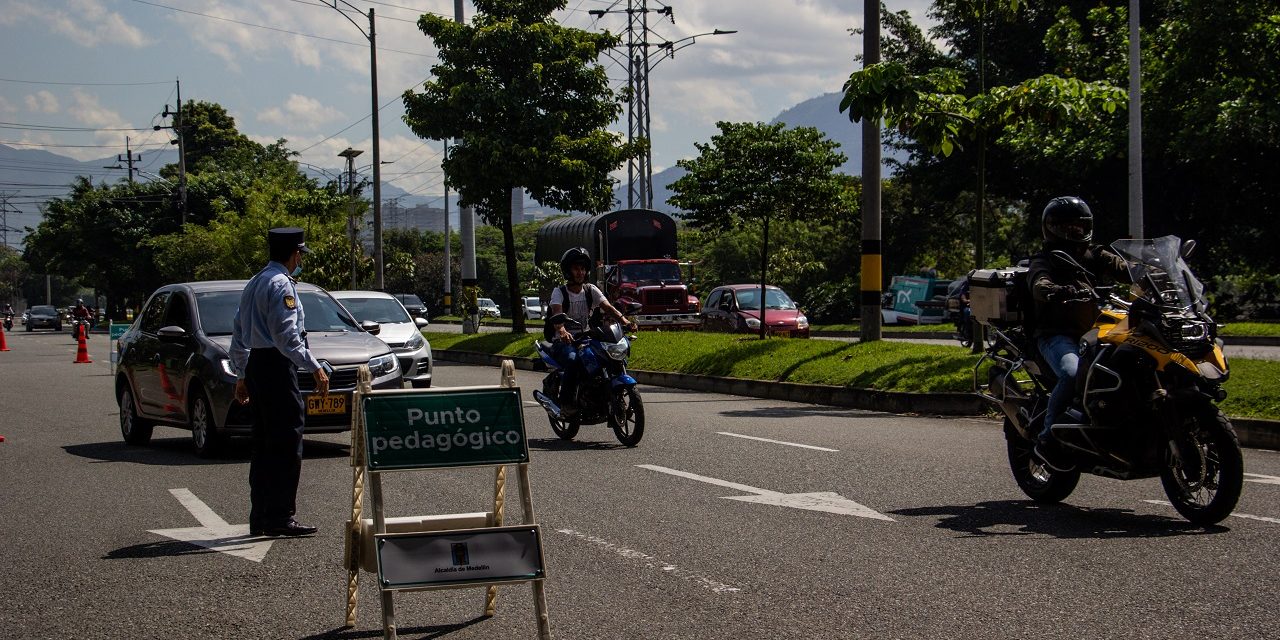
[700,284,811,338]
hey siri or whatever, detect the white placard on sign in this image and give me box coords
[376,525,544,590]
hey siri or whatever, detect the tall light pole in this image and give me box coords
[339,147,363,288]
[326,1,384,288]
[1128,0,1143,239]
[859,0,882,344]
[455,0,479,334]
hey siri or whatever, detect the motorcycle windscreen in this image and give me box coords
[1111,236,1206,312]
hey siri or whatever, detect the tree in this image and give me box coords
[668,121,851,338]
[402,0,639,333]
[0,246,28,305]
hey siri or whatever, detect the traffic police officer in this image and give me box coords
[230,227,329,537]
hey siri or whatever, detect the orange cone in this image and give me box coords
[74,332,92,364]
[0,322,9,351]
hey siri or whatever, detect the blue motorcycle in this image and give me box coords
[532,312,644,447]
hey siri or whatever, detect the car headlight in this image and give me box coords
[220,358,237,378]
[605,337,630,361]
[745,317,761,329]
[369,353,399,378]
[404,332,425,351]
[796,314,809,329]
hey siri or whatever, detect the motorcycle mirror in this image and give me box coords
[1180,239,1197,259]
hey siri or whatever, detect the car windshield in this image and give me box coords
[339,297,411,324]
[197,289,360,336]
[479,298,495,306]
[524,297,540,306]
[734,288,797,311]
[398,294,423,307]
[31,305,55,315]
[619,262,682,284]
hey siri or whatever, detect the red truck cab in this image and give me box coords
[605,259,701,329]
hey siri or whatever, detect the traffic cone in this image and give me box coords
[0,322,9,351]
[74,332,92,364]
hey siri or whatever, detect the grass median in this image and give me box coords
[426,330,1278,420]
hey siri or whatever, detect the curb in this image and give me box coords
[811,330,1280,347]
[436,348,1279,451]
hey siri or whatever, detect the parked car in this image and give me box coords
[25,305,62,332]
[332,290,433,388]
[477,297,501,318]
[114,280,403,458]
[700,284,811,338]
[393,293,429,322]
[521,296,544,320]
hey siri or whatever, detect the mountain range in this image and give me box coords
[0,91,882,247]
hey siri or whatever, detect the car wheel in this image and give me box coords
[189,386,225,458]
[119,385,154,445]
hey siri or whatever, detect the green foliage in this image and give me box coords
[1207,271,1280,321]
[0,246,29,303]
[403,0,639,332]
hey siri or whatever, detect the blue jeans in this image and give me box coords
[1037,334,1080,439]
[551,341,579,405]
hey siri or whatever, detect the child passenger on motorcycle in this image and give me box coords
[547,247,637,416]
[1028,197,1131,469]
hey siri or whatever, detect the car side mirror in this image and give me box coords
[360,320,381,336]
[414,317,428,328]
[1181,238,1197,259]
[157,325,189,343]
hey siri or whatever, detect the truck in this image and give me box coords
[535,209,701,329]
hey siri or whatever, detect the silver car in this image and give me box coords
[331,290,433,388]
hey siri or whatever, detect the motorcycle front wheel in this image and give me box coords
[1005,419,1079,503]
[609,387,645,447]
[1160,408,1243,526]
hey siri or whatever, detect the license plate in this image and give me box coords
[774,330,791,338]
[307,394,348,416]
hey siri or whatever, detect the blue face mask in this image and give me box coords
[291,262,303,277]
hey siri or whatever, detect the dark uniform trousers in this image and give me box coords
[246,347,305,530]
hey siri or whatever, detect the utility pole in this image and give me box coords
[859,0,883,344]
[340,147,363,289]
[1128,0,1143,239]
[117,137,141,184]
[443,141,452,313]
[369,7,384,290]
[0,192,10,249]
[456,0,479,334]
[158,79,188,224]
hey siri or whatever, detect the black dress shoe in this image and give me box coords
[261,521,318,537]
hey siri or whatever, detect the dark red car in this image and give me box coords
[700,284,811,338]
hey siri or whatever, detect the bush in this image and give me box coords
[1207,272,1280,321]
[803,279,861,324]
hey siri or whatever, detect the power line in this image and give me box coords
[1,140,171,149]
[0,77,172,87]
[282,0,441,25]
[129,0,433,57]
[0,122,154,133]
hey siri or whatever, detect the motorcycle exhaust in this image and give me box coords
[532,390,563,419]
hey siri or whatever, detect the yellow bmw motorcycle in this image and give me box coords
[972,236,1243,525]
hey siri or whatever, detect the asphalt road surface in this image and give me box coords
[2,328,1278,639]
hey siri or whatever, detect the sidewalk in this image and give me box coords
[436,348,1280,451]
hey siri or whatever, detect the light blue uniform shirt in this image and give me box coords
[229,262,322,379]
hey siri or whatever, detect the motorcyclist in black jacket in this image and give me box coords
[1026,197,1131,469]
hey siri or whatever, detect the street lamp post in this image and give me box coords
[326,1,383,289]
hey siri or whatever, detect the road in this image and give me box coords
[2,328,1278,639]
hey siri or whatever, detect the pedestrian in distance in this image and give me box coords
[229,227,330,537]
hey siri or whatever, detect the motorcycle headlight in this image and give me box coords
[745,317,761,329]
[368,353,399,378]
[220,358,237,378]
[1180,323,1208,341]
[605,337,630,361]
[796,314,809,329]
[404,332,425,351]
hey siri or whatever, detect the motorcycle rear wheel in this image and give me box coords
[1005,419,1079,503]
[549,416,580,440]
[609,387,644,447]
[1159,408,1243,526]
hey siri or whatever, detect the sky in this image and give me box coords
[0,0,933,204]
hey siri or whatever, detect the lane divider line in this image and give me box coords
[717,432,839,452]
[1143,500,1280,525]
[555,528,742,594]
[1243,472,1280,486]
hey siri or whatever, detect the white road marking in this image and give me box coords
[1143,500,1280,525]
[555,528,742,594]
[637,464,894,521]
[718,431,838,451]
[1243,472,1280,486]
[149,488,274,562]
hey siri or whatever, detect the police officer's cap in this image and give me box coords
[268,227,311,255]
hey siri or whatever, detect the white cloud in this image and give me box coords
[258,94,345,129]
[0,96,17,113]
[24,90,60,113]
[25,0,151,47]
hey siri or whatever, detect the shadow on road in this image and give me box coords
[890,500,1228,539]
[103,539,218,560]
[299,616,489,639]
[719,405,886,419]
[64,438,350,466]
[526,436,630,452]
